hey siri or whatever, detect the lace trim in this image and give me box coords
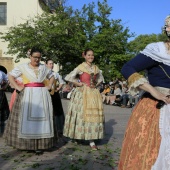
[128,73,145,86]
[64,67,81,83]
[128,73,148,96]
[151,105,170,170]
[140,42,170,67]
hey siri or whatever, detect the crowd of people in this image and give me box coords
[59,77,142,109]
[56,76,142,110]
[100,78,142,108]
[1,15,170,170]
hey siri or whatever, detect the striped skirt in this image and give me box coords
[3,91,58,150]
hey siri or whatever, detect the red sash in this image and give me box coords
[24,82,45,87]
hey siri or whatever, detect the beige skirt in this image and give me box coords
[63,86,105,140]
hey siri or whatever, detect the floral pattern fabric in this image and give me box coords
[63,86,104,140]
[118,97,161,170]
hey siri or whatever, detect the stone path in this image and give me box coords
[0,93,131,170]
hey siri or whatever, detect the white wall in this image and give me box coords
[0,0,59,72]
[0,0,43,56]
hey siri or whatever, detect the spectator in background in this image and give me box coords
[46,59,65,136]
[98,83,104,93]
[67,84,76,99]
[101,84,110,103]
[0,67,10,134]
[117,82,129,108]
[110,83,122,106]
[126,90,144,108]
[117,78,123,89]
[112,77,119,85]
[105,84,115,104]
[62,82,72,99]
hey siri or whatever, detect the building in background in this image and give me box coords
[0,0,60,72]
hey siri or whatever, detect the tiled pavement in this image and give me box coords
[0,93,131,170]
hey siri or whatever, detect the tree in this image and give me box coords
[0,0,133,80]
[0,6,87,75]
[128,33,167,55]
[84,0,134,80]
[39,0,67,12]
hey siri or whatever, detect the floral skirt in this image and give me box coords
[3,91,58,150]
[63,87,104,140]
[118,97,161,170]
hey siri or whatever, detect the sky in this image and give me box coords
[66,0,170,38]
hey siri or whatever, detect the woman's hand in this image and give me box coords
[77,82,84,87]
[55,87,60,92]
[150,90,170,104]
[46,85,51,91]
[139,82,170,104]
[16,86,25,94]
[17,86,24,92]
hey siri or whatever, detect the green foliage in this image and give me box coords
[128,33,167,55]
[0,0,134,81]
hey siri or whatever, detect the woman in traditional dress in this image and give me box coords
[0,66,9,135]
[118,16,170,170]
[4,48,57,154]
[63,49,105,150]
[45,59,65,136]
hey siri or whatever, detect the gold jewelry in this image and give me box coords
[159,65,170,79]
[86,62,92,67]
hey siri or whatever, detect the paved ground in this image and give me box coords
[0,93,131,170]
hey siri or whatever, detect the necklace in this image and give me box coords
[86,62,92,67]
[159,65,170,79]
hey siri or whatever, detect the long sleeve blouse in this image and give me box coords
[121,42,170,95]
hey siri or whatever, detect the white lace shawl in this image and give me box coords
[140,42,170,66]
[151,104,170,170]
[129,42,170,95]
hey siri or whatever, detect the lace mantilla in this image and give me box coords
[140,42,170,66]
[151,104,170,170]
[128,73,148,96]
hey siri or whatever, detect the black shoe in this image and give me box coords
[112,103,117,106]
[35,150,43,155]
[126,104,133,108]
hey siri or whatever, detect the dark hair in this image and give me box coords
[45,59,53,64]
[84,48,94,55]
[30,47,42,56]
[0,65,7,74]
